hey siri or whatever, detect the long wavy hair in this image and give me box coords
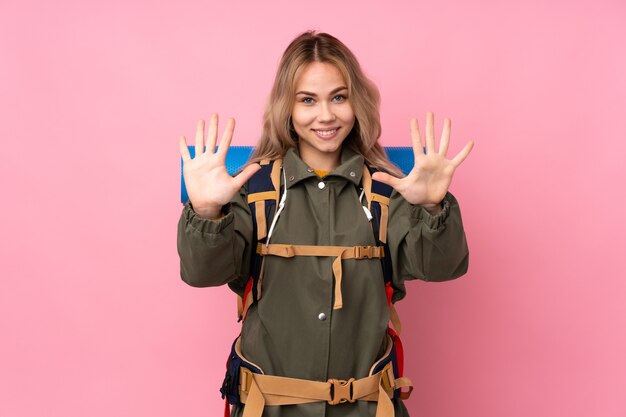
[247,30,402,176]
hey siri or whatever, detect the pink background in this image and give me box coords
[2,0,625,416]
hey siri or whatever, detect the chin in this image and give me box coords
[315,142,342,154]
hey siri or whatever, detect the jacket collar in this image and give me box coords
[282,146,364,189]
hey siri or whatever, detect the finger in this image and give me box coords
[371,171,402,189]
[206,113,218,154]
[179,135,191,162]
[410,118,425,158]
[450,140,475,167]
[233,163,262,189]
[194,119,205,157]
[425,111,436,155]
[439,117,451,157]
[217,117,235,161]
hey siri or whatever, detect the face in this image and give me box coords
[291,61,355,170]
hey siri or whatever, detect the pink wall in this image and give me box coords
[2,0,625,416]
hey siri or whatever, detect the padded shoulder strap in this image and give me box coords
[364,163,403,334]
[239,158,283,322]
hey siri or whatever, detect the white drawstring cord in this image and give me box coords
[266,165,287,245]
[267,169,371,244]
[359,188,373,221]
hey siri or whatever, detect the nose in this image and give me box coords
[317,102,336,123]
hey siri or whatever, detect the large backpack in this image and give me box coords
[220,158,411,416]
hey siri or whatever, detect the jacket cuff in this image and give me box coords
[183,201,233,234]
[410,192,452,230]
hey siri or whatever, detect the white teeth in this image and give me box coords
[316,129,337,137]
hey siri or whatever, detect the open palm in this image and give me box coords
[372,112,474,207]
[178,113,261,218]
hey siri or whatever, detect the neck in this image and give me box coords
[297,145,342,171]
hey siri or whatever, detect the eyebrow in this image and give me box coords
[295,86,348,96]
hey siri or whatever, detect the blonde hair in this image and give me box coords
[248,30,402,176]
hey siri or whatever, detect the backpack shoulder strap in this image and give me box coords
[237,158,283,322]
[362,163,403,335]
[361,164,393,244]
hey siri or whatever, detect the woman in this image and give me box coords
[177,30,473,417]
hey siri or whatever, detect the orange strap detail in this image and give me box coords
[256,243,384,310]
[371,193,390,206]
[379,203,389,244]
[254,201,266,240]
[247,191,278,204]
[256,256,265,301]
[384,283,402,336]
[388,303,402,336]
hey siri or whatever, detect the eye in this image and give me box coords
[302,97,314,104]
[333,94,347,102]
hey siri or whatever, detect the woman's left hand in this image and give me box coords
[372,112,474,212]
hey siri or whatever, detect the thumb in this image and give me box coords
[233,163,262,189]
[371,171,401,188]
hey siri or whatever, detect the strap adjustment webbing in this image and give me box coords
[256,243,384,310]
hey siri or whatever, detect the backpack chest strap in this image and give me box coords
[256,243,384,310]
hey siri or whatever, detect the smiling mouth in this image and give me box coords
[313,128,339,137]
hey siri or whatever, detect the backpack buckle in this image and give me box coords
[356,246,372,259]
[380,362,395,392]
[239,367,253,394]
[327,378,356,405]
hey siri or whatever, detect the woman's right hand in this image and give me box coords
[178,113,261,219]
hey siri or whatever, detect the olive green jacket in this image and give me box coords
[177,146,469,416]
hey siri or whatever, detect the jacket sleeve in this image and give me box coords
[387,190,469,302]
[176,184,254,295]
